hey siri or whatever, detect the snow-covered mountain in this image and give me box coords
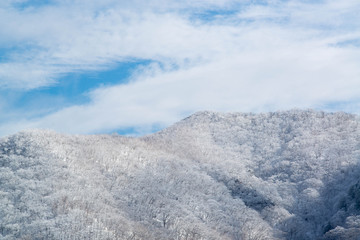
[1,110,360,239]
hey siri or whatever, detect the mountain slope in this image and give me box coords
[1,110,360,239]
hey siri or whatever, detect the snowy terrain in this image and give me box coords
[1,110,360,239]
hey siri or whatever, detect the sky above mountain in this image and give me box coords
[1,0,360,136]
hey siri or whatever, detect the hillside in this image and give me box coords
[1,110,360,239]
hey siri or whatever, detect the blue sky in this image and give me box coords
[0,0,360,136]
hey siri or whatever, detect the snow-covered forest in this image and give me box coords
[1,110,360,239]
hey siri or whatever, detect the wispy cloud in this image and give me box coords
[0,1,240,88]
[0,0,360,135]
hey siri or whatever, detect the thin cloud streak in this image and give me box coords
[2,44,360,136]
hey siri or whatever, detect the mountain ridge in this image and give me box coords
[1,110,360,239]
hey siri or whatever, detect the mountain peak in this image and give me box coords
[1,110,360,239]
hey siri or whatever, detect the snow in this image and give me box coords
[1,109,360,239]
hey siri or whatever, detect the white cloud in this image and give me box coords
[0,0,360,135]
[2,43,360,135]
[0,1,243,88]
[1,0,358,89]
